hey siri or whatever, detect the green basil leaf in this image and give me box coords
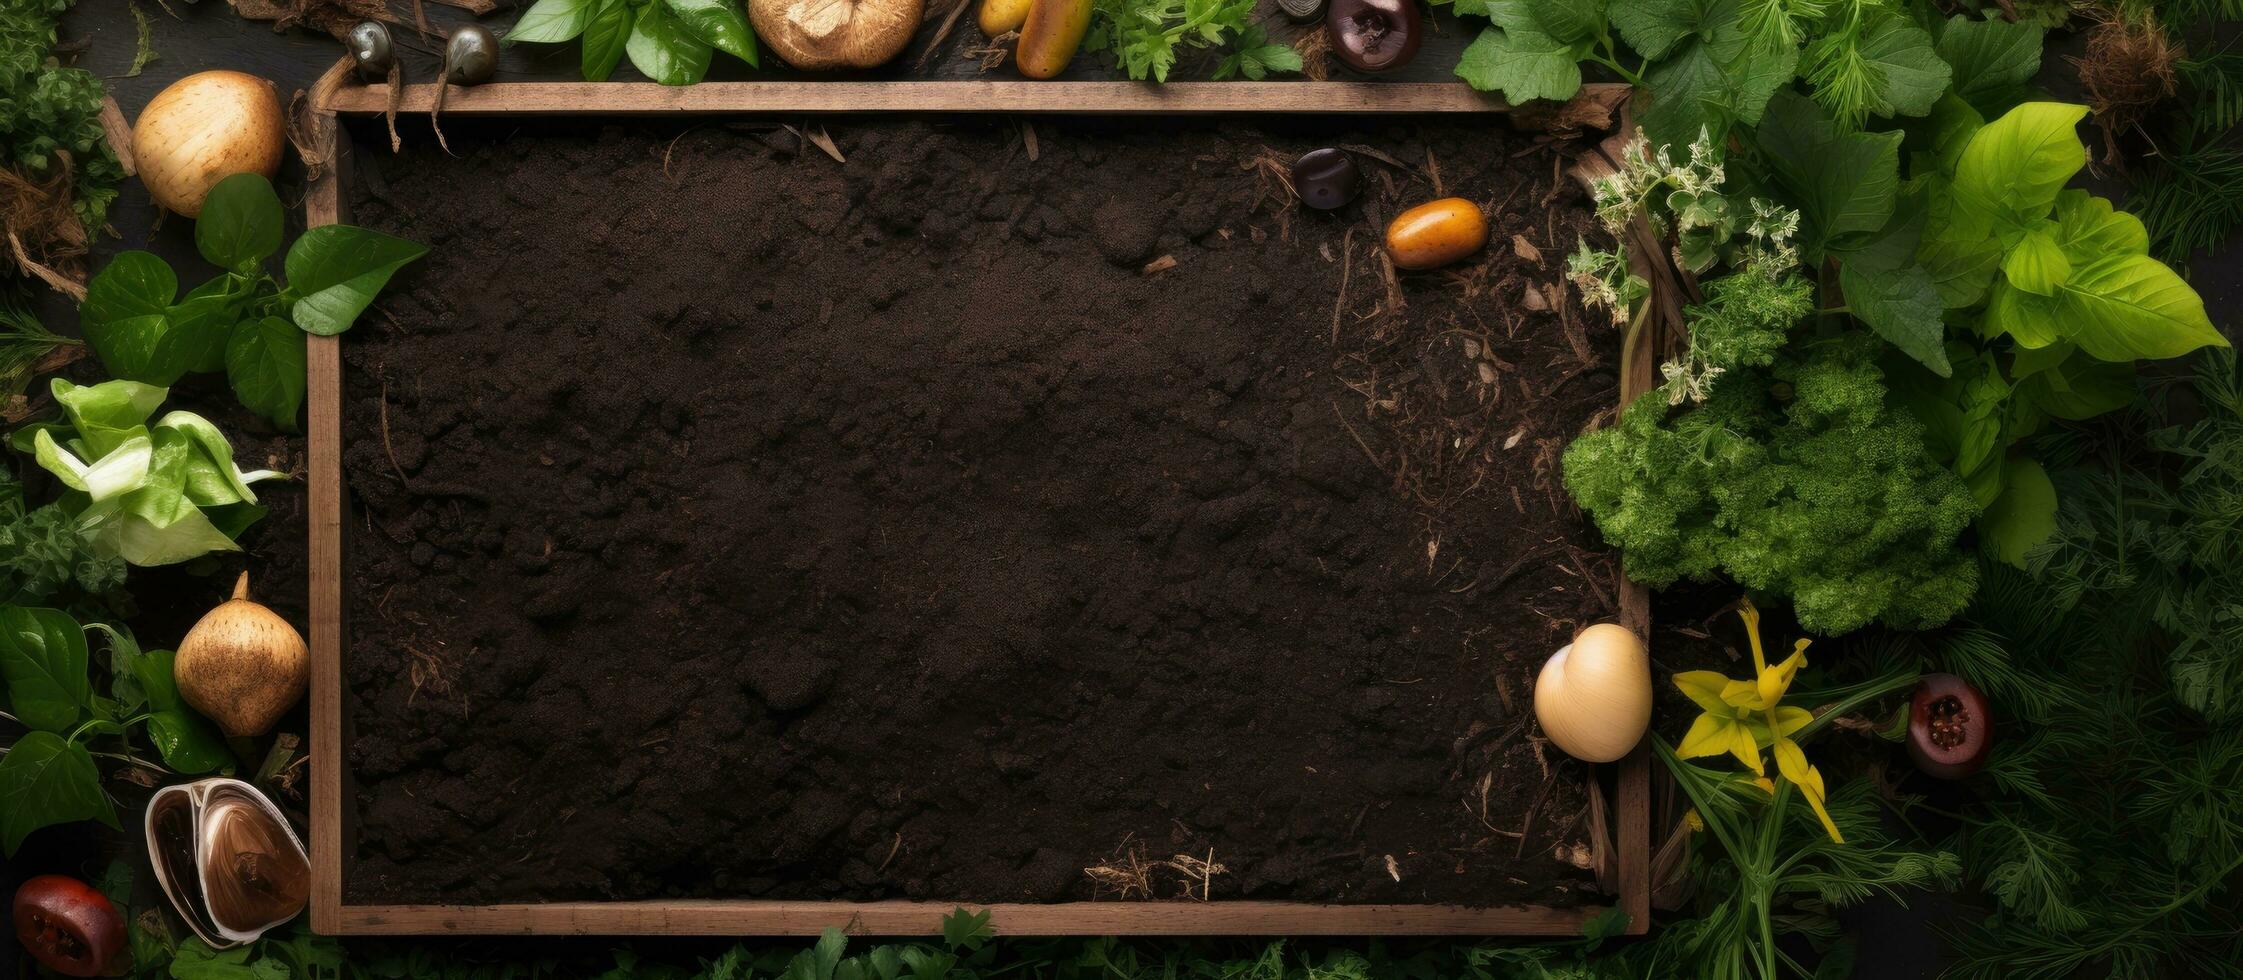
[1980,457,2056,567]
[2002,226,2072,296]
[283,225,426,337]
[135,649,231,775]
[160,294,243,377]
[1988,253,2226,362]
[1951,102,2088,238]
[582,0,633,81]
[664,0,757,64]
[508,0,597,43]
[0,606,93,734]
[194,173,285,271]
[2050,189,2148,262]
[80,251,181,384]
[627,1,715,86]
[226,317,308,431]
[0,731,115,857]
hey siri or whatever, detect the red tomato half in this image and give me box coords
[13,875,126,978]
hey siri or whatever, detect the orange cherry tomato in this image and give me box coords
[1384,197,1489,270]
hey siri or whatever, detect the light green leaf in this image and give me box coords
[226,317,307,431]
[79,501,243,567]
[53,377,166,455]
[194,174,285,271]
[1951,102,2088,237]
[1919,226,2004,309]
[1980,457,2055,567]
[507,0,596,43]
[1492,0,1603,44]
[0,731,115,857]
[1454,26,1586,103]
[2002,226,2071,295]
[284,225,426,337]
[0,607,94,734]
[80,251,181,384]
[2049,189,2148,261]
[627,1,715,86]
[663,0,758,64]
[1987,254,2225,361]
[1841,263,1949,376]
[1923,94,1984,175]
[155,411,281,508]
[34,428,152,503]
[1936,15,2042,116]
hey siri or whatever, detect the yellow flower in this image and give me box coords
[1669,598,1843,843]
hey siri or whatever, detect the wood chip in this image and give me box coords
[98,96,134,176]
[1383,854,1402,882]
[1021,120,1039,162]
[1140,254,1177,275]
[1511,234,1542,264]
[805,125,846,164]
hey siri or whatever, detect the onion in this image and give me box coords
[174,572,308,738]
[1533,623,1652,763]
[132,72,286,218]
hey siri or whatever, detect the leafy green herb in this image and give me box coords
[0,606,228,857]
[11,377,279,567]
[0,0,124,238]
[78,174,423,429]
[1083,0,1297,83]
[0,474,123,608]
[509,0,759,83]
[0,297,79,405]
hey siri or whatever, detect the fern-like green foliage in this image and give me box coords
[0,0,122,235]
[1921,357,2243,976]
[0,472,122,608]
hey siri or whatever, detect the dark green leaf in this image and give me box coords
[1754,90,1902,254]
[1936,15,2042,116]
[1980,457,2055,566]
[225,317,307,431]
[283,225,426,337]
[194,173,284,271]
[508,0,597,43]
[0,731,115,857]
[626,1,715,86]
[0,605,93,733]
[160,293,244,377]
[135,648,231,774]
[80,251,181,384]
[582,0,633,81]
[1841,262,1950,377]
[1606,0,1692,60]
[664,0,758,65]
[169,939,259,980]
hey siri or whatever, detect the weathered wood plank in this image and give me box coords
[304,106,350,935]
[319,80,1633,116]
[330,900,1621,936]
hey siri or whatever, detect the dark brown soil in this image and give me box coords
[336,114,1622,906]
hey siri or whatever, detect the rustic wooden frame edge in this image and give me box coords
[304,72,1656,937]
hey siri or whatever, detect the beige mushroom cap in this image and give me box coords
[750,0,925,70]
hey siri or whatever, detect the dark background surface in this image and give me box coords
[11,0,2237,975]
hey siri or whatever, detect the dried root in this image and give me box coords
[2068,12,2180,168]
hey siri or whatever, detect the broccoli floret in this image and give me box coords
[1565,336,1979,634]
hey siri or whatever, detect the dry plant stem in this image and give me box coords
[914,0,973,69]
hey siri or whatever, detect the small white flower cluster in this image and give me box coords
[1660,355,1727,406]
[1744,199,1802,275]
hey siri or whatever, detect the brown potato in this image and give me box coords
[980,0,1032,36]
[1384,197,1489,270]
[1015,0,1092,79]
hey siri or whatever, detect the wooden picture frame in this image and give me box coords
[303,67,1656,938]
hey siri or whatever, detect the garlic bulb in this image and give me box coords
[1533,623,1652,763]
